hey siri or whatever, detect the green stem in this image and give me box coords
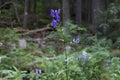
[64,43,68,80]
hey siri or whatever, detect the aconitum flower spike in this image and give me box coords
[50,9,61,28]
[52,19,57,28]
[50,9,55,17]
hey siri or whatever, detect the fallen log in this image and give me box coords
[16,26,52,35]
[23,26,52,35]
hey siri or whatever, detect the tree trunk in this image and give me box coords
[75,0,82,25]
[0,0,4,6]
[33,0,37,14]
[28,0,31,13]
[23,0,29,28]
[92,0,104,27]
[104,0,109,9]
[62,0,70,25]
[92,0,104,33]
[87,0,92,24]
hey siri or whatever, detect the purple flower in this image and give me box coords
[55,9,60,14]
[50,9,55,17]
[55,9,61,21]
[52,19,57,28]
[56,13,60,22]
[73,37,80,43]
[82,51,88,61]
[57,9,61,14]
[50,9,61,28]
[34,69,42,74]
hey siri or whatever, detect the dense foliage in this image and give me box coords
[0,24,120,80]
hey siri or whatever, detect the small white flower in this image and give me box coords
[19,39,27,49]
[0,42,3,46]
[65,45,71,51]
